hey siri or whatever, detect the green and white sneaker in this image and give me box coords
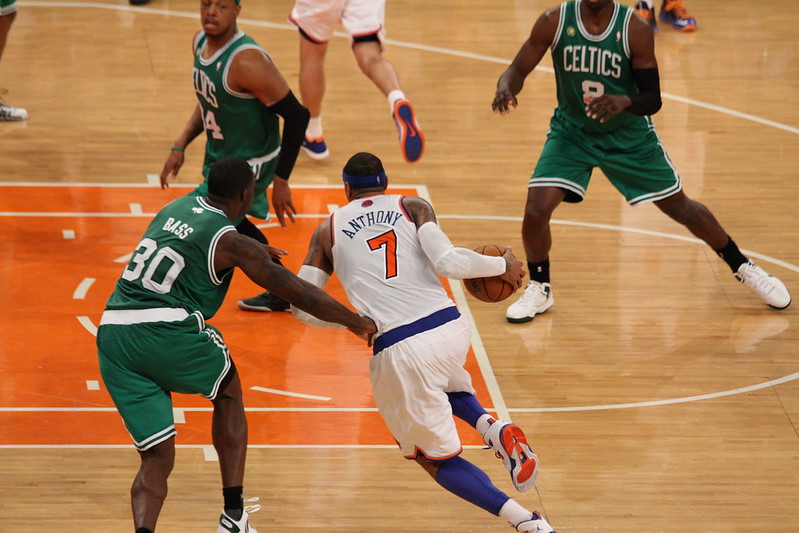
[218,499,260,533]
[506,280,553,323]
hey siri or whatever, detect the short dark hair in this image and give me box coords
[207,158,254,199]
[343,152,384,180]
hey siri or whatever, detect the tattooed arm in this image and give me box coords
[215,228,374,337]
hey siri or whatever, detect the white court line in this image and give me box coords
[0,407,372,412]
[251,386,331,402]
[77,316,97,336]
[511,372,799,413]
[0,444,489,450]
[129,203,143,215]
[72,278,95,299]
[23,1,799,137]
[439,214,799,274]
[203,446,218,461]
[6,198,795,414]
[173,408,186,424]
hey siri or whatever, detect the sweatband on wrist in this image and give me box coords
[171,147,185,152]
[291,265,345,329]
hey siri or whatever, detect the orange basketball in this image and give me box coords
[462,245,516,303]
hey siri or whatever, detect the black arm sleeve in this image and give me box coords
[629,67,662,116]
[267,90,311,180]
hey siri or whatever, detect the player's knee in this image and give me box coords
[522,203,552,228]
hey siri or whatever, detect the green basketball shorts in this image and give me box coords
[531,114,682,205]
[97,309,232,450]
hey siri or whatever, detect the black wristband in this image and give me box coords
[629,67,662,116]
[268,91,311,180]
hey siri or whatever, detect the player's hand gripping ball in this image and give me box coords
[463,245,516,303]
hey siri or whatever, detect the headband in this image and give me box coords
[342,170,386,189]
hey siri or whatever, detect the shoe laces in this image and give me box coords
[737,263,775,293]
[664,0,692,18]
[244,496,261,515]
[517,281,547,304]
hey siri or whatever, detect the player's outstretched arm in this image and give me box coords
[401,197,517,283]
[216,230,375,338]
[160,105,204,189]
[290,221,348,329]
[493,7,560,115]
[231,49,310,228]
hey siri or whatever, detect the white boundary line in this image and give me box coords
[0,444,490,450]
[23,1,799,137]
[2,190,796,419]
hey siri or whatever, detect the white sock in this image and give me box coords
[476,414,495,437]
[387,90,406,109]
[499,499,533,530]
[306,116,323,139]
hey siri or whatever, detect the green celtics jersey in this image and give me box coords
[105,196,236,320]
[550,0,643,133]
[192,30,281,178]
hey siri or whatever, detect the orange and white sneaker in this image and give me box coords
[635,1,657,33]
[483,419,539,492]
[391,99,424,163]
[659,0,697,31]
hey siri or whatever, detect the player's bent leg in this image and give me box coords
[132,437,176,531]
[654,191,728,249]
[656,192,791,308]
[417,455,510,516]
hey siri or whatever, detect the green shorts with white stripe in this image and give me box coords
[530,112,682,205]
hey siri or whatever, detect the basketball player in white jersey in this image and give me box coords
[292,152,557,533]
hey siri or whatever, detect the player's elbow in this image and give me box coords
[648,95,662,115]
[432,251,471,280]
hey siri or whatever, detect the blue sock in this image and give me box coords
[434,456,509,515]
[447,392,489,428]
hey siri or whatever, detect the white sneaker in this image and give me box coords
[734,260,791,309]
[483,419,539,492]
[0,102,27,121]
[506,281,553,323]
[516,511,556,533]
[218,506,259,533]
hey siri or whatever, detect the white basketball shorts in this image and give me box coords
[289,0,385,44]
[369,314,476,460]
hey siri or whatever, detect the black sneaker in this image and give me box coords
[237,291,290,312]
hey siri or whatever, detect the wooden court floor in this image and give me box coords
[1,0,797,531]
